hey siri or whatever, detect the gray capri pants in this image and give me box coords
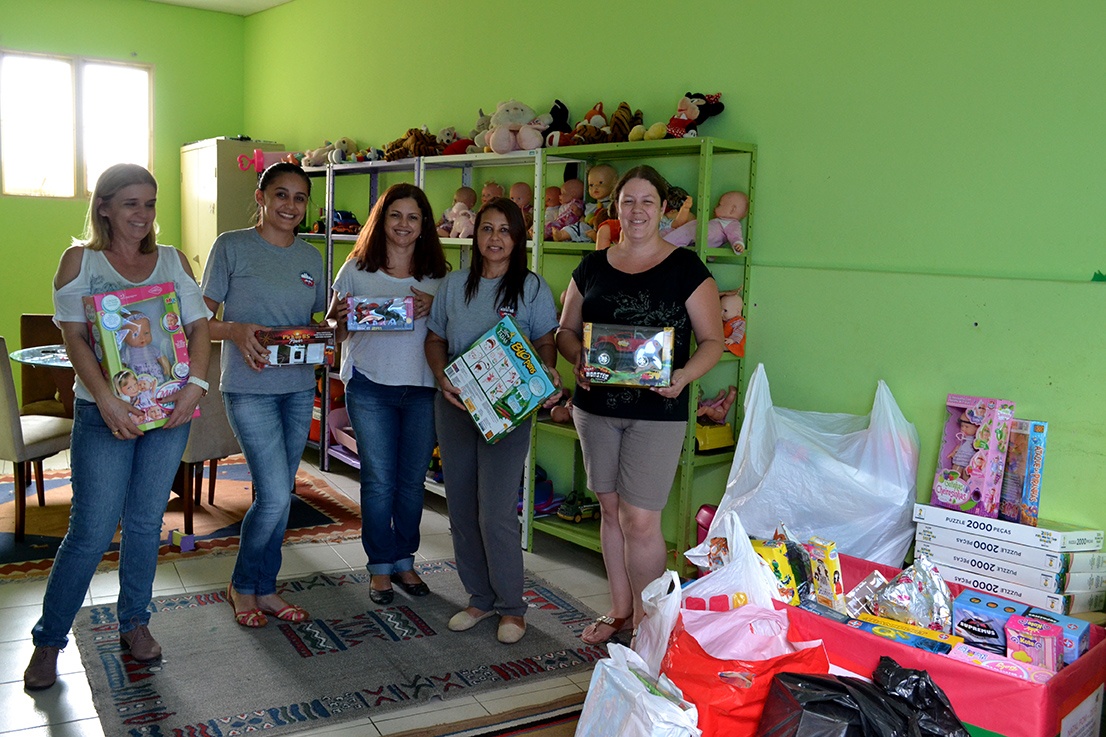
[573,406,687,511]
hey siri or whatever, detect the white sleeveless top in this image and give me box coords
[52,245,210,403]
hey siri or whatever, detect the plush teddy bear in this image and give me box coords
[485,99,551,154]
[302,139,355,167]
[662,190,748,253]
[470,109,491,145]
[435,127,460,154]
[719,288,745,357]
[383,126,439,161]
[666,92,725,139]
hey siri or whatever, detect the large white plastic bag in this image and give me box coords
[576,644,701,737]
[634,570,681,677]
[683,509,781,609]
[713,364,919,566]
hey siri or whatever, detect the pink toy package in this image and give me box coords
[931,394,1015,518]
[1006,614,1064,672]
[83,282,197,431]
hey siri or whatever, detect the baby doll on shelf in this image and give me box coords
[481,180,505,207]
[118,311,171,383]
[580,164,618,242]
[436,186,477,237]
[509,182,534,230]
[696,386,737,424]
[719,288,745,357]
[659,186,695,235]
[546,178,585,241]
[594,218,620,250]
[663,190,749,253]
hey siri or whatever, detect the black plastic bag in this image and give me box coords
[755,657,969,737]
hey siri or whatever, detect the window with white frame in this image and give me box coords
[0,51,151,198]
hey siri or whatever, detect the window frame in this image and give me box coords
[0,48,154,200]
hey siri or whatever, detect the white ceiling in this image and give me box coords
[146,0,291,16]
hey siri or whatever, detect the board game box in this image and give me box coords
[346,296,414,331]
[444,316,557,443]
[83,282,197,431]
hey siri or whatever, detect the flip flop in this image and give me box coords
[226,584,267,628]
[580,614,631,645]
[260,602,310,622]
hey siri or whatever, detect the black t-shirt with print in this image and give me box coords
[571,247,711,421]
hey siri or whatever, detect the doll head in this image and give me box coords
[714,191,749,220]
[719,289,743,321]
[113,369,139,398]
[958,413,979,436]
[587,164,618,202]
[121,313,153,348]
[544,186,560,208]
[454,186,477,209]
[509,182,533,210]
[666,186,691,215]
[561,178,584,204]
[137,375,154,394]
[481,181,504,206]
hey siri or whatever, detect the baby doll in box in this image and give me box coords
[663,190,749,253]
[932,395,1015,518]
[436,186,477,237]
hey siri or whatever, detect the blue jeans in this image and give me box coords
[345,371,436,575]
[32,399,189,648]
[223,389,314,595]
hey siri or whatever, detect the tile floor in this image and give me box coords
[0,450,610,736]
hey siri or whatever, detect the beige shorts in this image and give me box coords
[573,407,687,512]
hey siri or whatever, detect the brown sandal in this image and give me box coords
[580,614,631,645]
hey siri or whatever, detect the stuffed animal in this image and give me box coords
[543,99,572,139]
[485,99,551,154]
[572,101,610,145]
[436,186,477,236]
[719,288,745,357]
[628,122,668,142]
[662,190,748,253]
[470,108,491,144]
[383,126,439,161]
[350,147,383,162]
[666,92,725,138]
[442,138,475,156]
[302,138,355,167]
[435,127,460,154]
[449,202,476,239]
[607,102,641,143]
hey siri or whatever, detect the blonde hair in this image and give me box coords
[79,164,159,253]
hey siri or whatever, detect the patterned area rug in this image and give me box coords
[0,456,361,581]
[73,560,602,736]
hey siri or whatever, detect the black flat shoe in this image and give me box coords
[369,587,394,605]
[391,573,430,597]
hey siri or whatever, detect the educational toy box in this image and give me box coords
[581,322,673,388]
[83,282,196,431]
[931,394,1016,518]
[443,316,557,443]
[999,419,1049,525]
[255,326,335,367]
[346,296,414,332]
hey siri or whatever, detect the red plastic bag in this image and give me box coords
[660,607,830,737]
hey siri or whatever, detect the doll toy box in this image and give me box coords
[581,323,674,388]
[1000,419,1049,526]
[932,394,1016,518]
[83,282,196,431]
[443,315,557,444]
[255,326,335,367]
[346,296,414,332]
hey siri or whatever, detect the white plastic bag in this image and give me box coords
[712,364,919,566]
[576,644,701,737]
[634,570,682,677]
[683,509,781,609]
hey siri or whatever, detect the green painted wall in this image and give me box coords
[242,0,1106,536]
[4,0,1104,537]
[0,0,244,360]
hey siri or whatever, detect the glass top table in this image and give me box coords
[9,344,72,369]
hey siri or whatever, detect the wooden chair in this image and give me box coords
[1,336,73,542]
[19,313,71,418]
[172,342,240,535]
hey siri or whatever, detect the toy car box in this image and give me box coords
[932,394,1016,518]
[999,419,1048,526]
[255,326,335,367]
[782,553,1106,737]
[83,282,196,431]
[346,296,414,332]
[443,315,557,443]
[582,322,673,387]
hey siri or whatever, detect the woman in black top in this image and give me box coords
[557,165,723,645]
